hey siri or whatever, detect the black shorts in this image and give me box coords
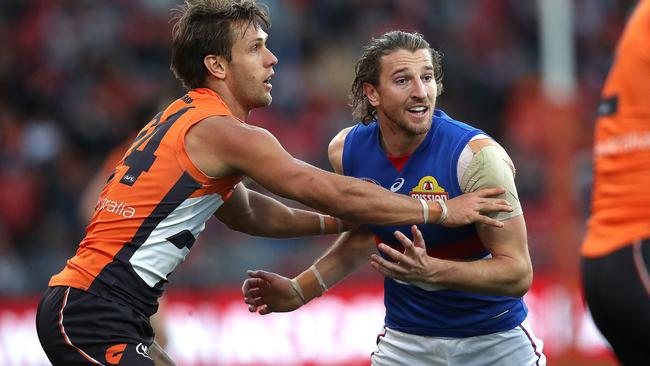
[36,286,155,366]
[581,239,650,365]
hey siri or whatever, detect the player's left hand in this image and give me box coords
[242,270,304,315]
[370,225,438,283]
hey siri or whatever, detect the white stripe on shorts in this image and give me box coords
[58,288,105,365]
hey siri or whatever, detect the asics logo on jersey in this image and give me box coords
[390,178,405,192]
[105,343,127,364]
[96,197,136,218]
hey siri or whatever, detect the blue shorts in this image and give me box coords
[36,286,155,365]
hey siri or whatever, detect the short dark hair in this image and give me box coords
[170,0,271,89]
[349,31,443,123]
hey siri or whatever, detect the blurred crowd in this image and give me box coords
[0,0,636,295]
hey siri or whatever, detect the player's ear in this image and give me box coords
[204,55,227,81]
[363,83,380,107]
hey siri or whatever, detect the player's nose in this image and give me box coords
[411,78,428,99]
[265,48,278,67]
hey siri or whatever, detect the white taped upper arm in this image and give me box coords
[460,145,522,220]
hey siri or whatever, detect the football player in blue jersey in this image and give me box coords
[243,30,545,366]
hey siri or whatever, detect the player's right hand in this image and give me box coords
[242,270,303,315]
[442,187,512,228]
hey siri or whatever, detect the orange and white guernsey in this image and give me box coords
[582,0,650,257]
[50,88,242,315]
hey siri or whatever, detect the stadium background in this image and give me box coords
[0,0,637,365]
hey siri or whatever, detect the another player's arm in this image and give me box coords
[214,182,343,238]
[243,226,376,314]
[242,128,375,313]
[372,140,532,298]
[186,117,511,227]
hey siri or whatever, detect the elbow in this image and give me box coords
[507,264,533,298]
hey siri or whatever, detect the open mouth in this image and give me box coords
[263,74,274,88]
[407,105,429,117]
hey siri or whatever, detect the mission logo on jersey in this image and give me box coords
[409,176,449,201]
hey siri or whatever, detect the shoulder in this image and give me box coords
[466,138,514,174]
[460,139,521,219]
[467,137,502,153]
[328,126,355,174]
[433,110,480,133]
[186,116,278,165]
[328,126,355,155]
[190,116,273,143]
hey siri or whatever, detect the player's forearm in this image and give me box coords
[294,228,375,303]
[250,208,340,238]
[293,169,441,226]
[240,191,341,238]
[316,228,374,286]
[426,256,532,298]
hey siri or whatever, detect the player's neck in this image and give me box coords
[377,120,427,157]
[207,84,251,121]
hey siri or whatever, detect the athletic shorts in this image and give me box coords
[582,238,650,365]
[36,286,155,365]
[371,318,545,366]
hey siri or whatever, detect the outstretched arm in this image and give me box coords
[243,227,375,314]
[215,183,345,238]
[186,118,512,228]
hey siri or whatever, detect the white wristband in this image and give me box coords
[290,278,307,305]
[419,199,429,224]
[434,199,448,224]
[310,264,328,293]
[318,214,326,235]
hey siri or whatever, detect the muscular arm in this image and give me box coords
[372,140,532,298]
[214,182,341,238]
[303,227,376,295]
[186,117,510,227]
[243,227,376,314]
[243,131,376,313]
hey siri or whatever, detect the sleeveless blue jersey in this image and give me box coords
[342,109,527,337]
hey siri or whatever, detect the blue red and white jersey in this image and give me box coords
[342,109,527,337]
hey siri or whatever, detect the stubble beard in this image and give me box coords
[383,107,432,136]
[234,76,272,110]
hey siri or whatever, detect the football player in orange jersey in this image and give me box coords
[581,1,650,364]
[36,1,512,365]
[79,132,171,362]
